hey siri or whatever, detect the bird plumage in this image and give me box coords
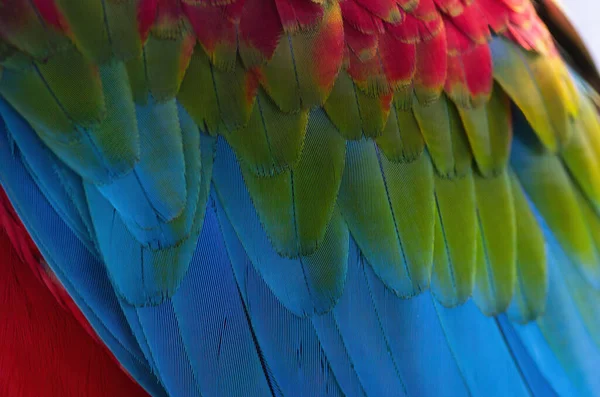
[1,0,600,395]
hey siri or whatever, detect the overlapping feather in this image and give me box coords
[0,0,598,325]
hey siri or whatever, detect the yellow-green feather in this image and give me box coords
[242,109,345,257]
[54,0,112,62]
[261,4,342,112]
[178,47,221,134]
[472,171,516,315]
[376,103,425,163]
[431,173,477,306]
[512,132,600,287]
[458,84,512,177]
[507,172,547,324]
[226,88,308,176]
[324,71,362,140]
[413,94,471,177]
[491,38,576,152]
[144,23,194,102]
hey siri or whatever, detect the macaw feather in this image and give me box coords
[225,88,308,176]
[490,37,576,152]
[144,24,195,103]
[260,2,345,112]
[0,98,97,252]
[213,139,348,316]
[324,70,364,140]
[375,103,425,162]
[431,173,477,306]
[230,109,345,258]
[2,0,600,355]
[0,0,68,61]
[85,124,214,306]
[561,104,600,215]
[53,0,112,62]
[338,139,434,297]
[507,171,547,324]
[177,46,222,135]
[472,170,516,316]
[413,93,472,178]
[511,111,600,289]
[458,83,512,176]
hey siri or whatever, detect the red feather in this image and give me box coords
[274,0,324,32]
[239,0,283,63]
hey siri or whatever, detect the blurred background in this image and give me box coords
[559,0,600,66]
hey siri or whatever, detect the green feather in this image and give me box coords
[379,149,435,293]
[0,57,140,183]
[324,71,362,140]
[413,94,471,177]
[178,46,221,134]
[212,58,256,131]
[125,53,148,105]
[458,84,512,177]
[507,171,547,323]
[338,139,434,296]
[512,133,600,288]
[376,103,425,162]
[0,1,68,61]
[54,0,112,62]
[565,188,600,348]
[431,173,477,306]
[561,109,600,214]
[355,89,390,138]
[35,46,106,128]
[89,62,139,177]
[242,109,345,257]
[0,67,74,138]
[472,171,516,315]
[579,93,600,161]
[226,88,308,176]
[104,0,144,61]
[144,22,194,102]
[491,38,576,152]
[299,206,350,314]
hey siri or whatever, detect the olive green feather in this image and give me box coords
[338,139,434,297]
[472,171,516,315]
[242,109,345,257]
[458,84,512,177]
[512,128,600,288]
[324,71,363,140]
[431,173,477,306]
[226,88,308,176]
[178,46,221,134]
[507,172,548,324]
[413,94,471,178]
[376,104,425,163]
[491,37,576,152]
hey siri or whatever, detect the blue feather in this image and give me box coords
[215,193,344,397]
[212,138,348,317]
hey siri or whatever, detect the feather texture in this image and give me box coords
[2,1,600,397]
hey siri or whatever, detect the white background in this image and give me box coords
[560,0,600,66]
